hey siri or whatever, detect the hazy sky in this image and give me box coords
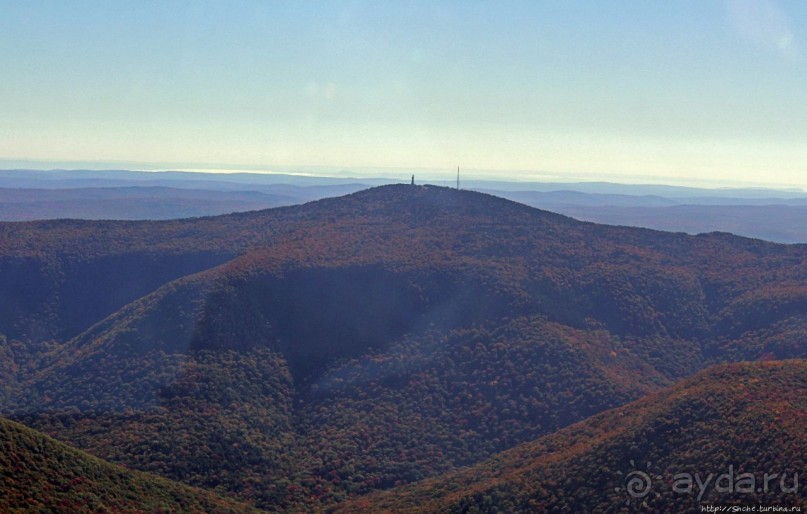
[2,1,806,187]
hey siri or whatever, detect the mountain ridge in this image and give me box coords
[336,359,807,513]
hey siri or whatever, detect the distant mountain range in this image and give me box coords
[2,169,807,243]
[1,184,806,511]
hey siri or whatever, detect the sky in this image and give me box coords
[1,0,806,188]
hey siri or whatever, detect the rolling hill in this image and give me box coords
[337,360,807,513]
[0,414,261,513]
[1,184,806,511]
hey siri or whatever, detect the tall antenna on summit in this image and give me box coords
[457,166,460,190]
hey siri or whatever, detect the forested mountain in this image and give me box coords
[1,185,806,511]
[338,360,807,513]
[0,415,262,513]
[3,168,807,242]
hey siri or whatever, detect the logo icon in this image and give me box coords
[615,460,663,507]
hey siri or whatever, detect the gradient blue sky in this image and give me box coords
[1,1,806,187]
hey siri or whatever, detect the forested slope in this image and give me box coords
[0,415,261,513]
[338,360,807,513]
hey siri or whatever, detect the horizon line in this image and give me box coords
[0,159,805,193]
